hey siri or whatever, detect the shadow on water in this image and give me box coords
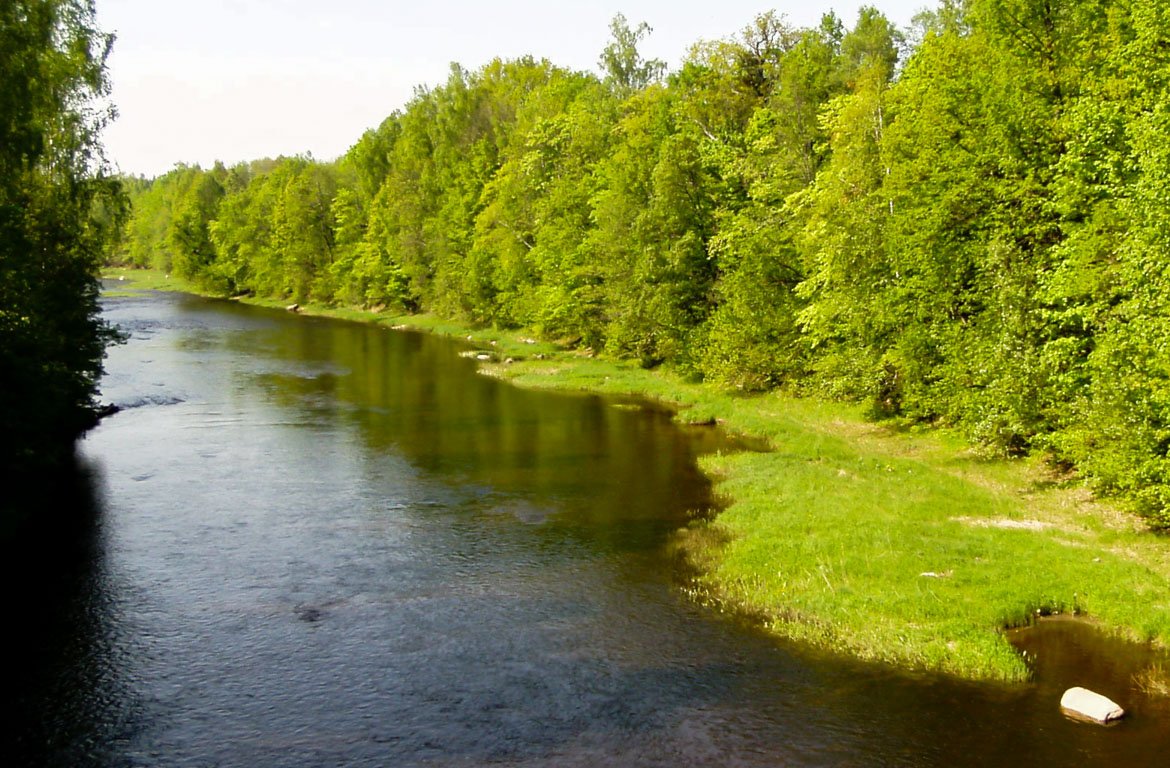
[1,454,140,768]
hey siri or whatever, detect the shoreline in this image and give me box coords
[102,269,1170,682]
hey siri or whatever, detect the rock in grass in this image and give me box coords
[1060,687,1125,724]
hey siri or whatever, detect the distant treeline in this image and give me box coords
[113,2,1170,528]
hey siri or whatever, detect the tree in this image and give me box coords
[699,11,887,390]
[599,14,666,96]
[468,68,613,332]
[168,166,225,287]
[0,0,123,475]
[271,159,338,303]
[1058,0,1170,526]
[108,3,1170,525]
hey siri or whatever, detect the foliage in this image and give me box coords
[598,13,666,96]
[0,0,123,473]
[439,309,1170,682]
[115,4,1170,528]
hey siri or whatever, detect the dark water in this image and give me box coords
[7,290,1170,766]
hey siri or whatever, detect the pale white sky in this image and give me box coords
[96,1,930,177]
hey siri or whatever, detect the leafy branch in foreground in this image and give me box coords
[1,0,124,474]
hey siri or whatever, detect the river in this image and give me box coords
[7,289,1170,766]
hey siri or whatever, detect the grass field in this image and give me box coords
[104,268,1170,680]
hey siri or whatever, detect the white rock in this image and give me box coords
[1060,687,1125,724]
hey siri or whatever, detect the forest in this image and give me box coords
[112,0,1170,530]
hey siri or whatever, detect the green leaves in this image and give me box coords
[599,14,666,96]
[111,2,1170,525]
[1,0,123,472]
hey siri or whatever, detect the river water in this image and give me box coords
[8,290,1170,766]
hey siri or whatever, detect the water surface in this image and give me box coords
[8,290,1170,766]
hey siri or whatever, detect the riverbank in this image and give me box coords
[103,269,1170,681]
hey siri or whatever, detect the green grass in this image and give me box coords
[104,267,1170,680]
[101,268,191,295]
[491,352,1170,679]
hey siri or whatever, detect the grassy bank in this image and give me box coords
[104,269,1170,681]
[486,354,1170,681]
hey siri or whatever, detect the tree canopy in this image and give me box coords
[1,0,122,475]
[113,4,1170,529]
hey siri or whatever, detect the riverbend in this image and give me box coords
[10,281,1165,765]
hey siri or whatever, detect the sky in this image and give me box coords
[95,0,931,178]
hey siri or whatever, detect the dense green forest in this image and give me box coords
[1,0,122,477]
[113,1,1170,529]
